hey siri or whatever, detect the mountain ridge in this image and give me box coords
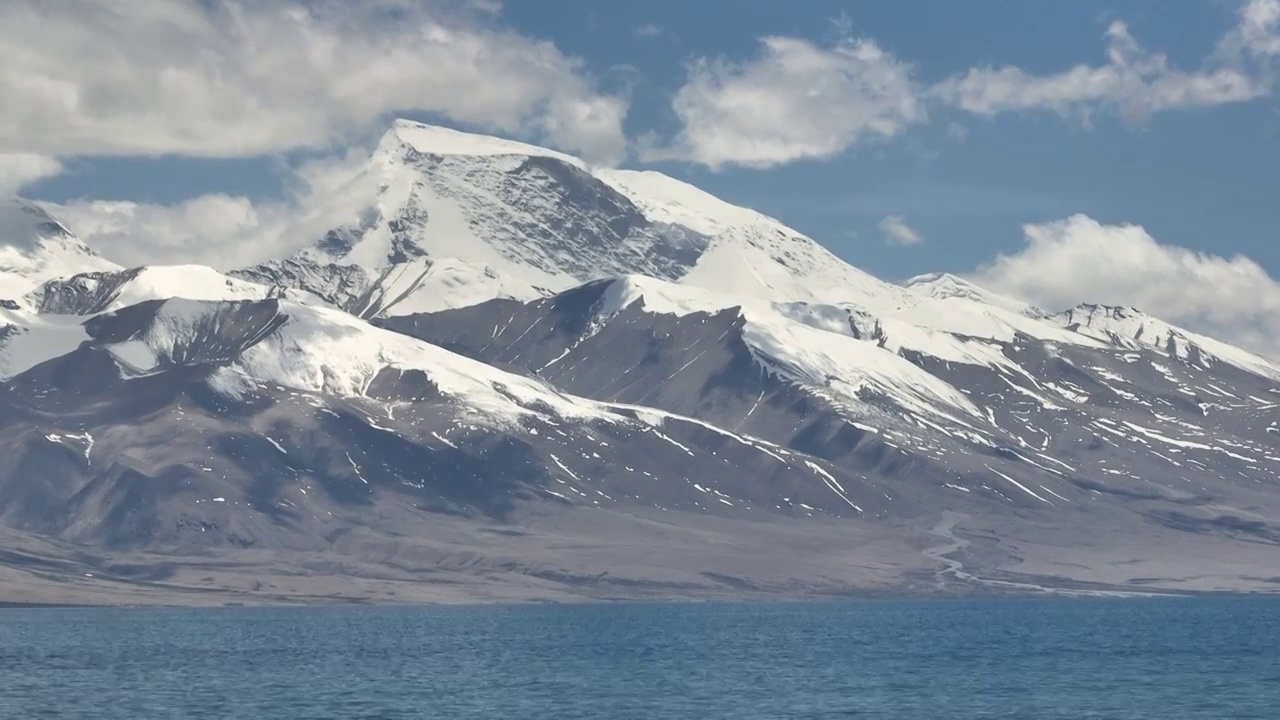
[1,197,121,299]
[3,121,1280,603]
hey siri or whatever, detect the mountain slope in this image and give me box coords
[3,263,328,379]
[1,198,121,299]
[905,272,1043,316]
[382,274,1280,594]
[12,285,1279,600]
[1,296,887,535]
[5,126,1280,601]
[595,169,914,310]
[27,264,323,315]
[235,120,710,317]
[234,120,923,318]
[238,120,1233,366]
[1048,303,1280,382]
[5,292,979,601]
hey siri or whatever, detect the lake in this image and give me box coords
[2,597,1277,718]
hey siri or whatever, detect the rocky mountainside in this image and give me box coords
[385,275,1280,523]
[2,292,893,603]
[2,122,1280,604]
[3,295,843,540]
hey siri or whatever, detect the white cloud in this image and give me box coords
[879,215,923,247]
[634,24,665,39]
[0,154,63,196]
[931,22,1264,122]
[653,4,1277,169]
[646,35,923,168]
[0,0,628,165]
[1227,0,1280,61]
[47,194,285,270]
[44,147,375,270]
[971,214,1280,356]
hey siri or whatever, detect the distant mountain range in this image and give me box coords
[2,120,1278,605]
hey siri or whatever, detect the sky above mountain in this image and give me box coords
[1,0,1279,353]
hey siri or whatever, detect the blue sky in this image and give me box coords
[3,0,1280,350]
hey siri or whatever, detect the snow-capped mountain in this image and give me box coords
[5,122,1280,603]
[26,264,323,316]
[233,120,916,318]
[235,121,702,317]
[905,272,1044,316]
[593,168,912,309]
[386,272,1280,489]
[1,197,120,299]
[2,294,881,582]
[1,263,329,379]
[1047,303,1280,382]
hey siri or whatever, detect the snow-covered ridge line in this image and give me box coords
[1,197,77,250]
[95,297,622,429]
[27,264,325,315]
[14,117,1278,391]
[1050,303,1280,381]
[592,274,1063,371]
[381,119,587,170]
[591,275,986,423]
[227,118,1279,383]
[594,168,791,238]
[251,118,921,319]
[383,122,1280,378]
[1,197,121,298]
[904,272,1043,317]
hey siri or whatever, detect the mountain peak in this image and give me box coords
[905,271,963,287]
[1,198,120,299]
[248,119,923,319]
[1,197,75,251]
[1052,303,1159,334]
[904,272,1041,316]
[1050,302,1280,379]
[595,170,913,311]
[376,119,587,170]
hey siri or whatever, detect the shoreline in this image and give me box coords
[7,584,1276,611]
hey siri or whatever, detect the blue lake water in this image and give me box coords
[1,597,1278,719]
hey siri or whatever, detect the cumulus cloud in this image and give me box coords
[0,154,63,196]
[645,35,923,168]
[44,147,374,270]
[879,215,923,247]
[932,21,1264,122]
[653,2,1276,168]
[971,214,1280,356]
[0,0,628,165]
[1225,0,1280,61]
[49,193,282,269]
